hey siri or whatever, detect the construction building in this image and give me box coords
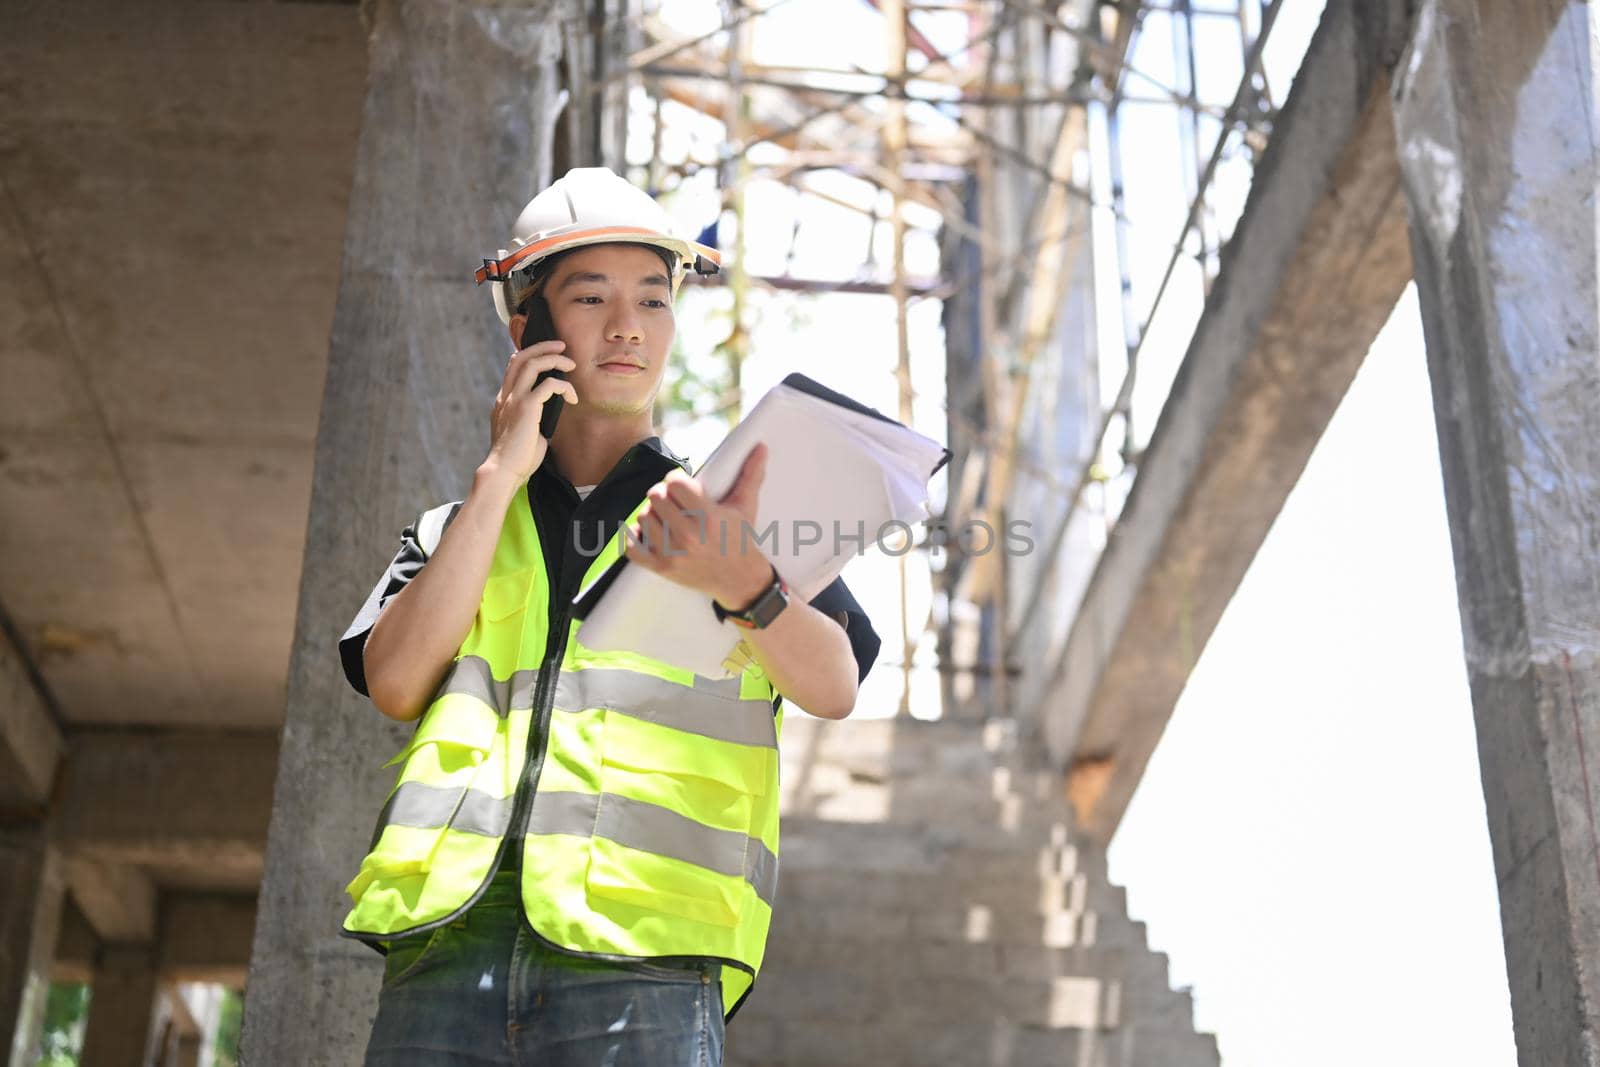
[1,0,1596,1064]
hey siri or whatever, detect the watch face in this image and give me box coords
[751,583,789,628]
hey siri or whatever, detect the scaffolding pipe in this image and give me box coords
[883,0,918,716]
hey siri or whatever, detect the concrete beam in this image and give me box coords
[1394,2,1600,1061]
[52,893,255,989]
[53,731,275,876]
[160,893,255,987]
[0,617,63,810]
[1030,0,1418,840]
[64,857,157,946]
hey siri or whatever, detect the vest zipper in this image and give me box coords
[497,458,626,875]
[500,601,572,869]
[502,587,741,984]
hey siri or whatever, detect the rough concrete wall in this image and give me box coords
[239,1,578,1061]
[1394,0,1600,1062]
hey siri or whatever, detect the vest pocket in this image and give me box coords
[382,698,501,769]
[471,568,539,672]
[482,568,536,621]
[585,838,742,929]
[348,711,505,906]
[582,716,768,929]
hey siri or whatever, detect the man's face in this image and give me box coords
[511,243,675,419]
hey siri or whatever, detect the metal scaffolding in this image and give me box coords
[618,0,1293,719]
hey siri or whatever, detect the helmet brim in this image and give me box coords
[482,228,721,325]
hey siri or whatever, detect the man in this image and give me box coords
[336,167,879,1066]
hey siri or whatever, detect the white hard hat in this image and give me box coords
[474,166,721,324]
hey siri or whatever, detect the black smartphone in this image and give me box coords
[519,297,566,439]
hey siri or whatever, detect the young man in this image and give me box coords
[336,167,879,1066]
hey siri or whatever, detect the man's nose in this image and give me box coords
[607,308,644,344]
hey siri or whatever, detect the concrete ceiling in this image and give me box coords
[0,1,366,731]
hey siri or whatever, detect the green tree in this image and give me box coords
[34,981,90,1066]
[210,987,242,1067]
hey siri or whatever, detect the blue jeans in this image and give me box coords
[362,869,725,1066]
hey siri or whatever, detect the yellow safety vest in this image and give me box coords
[341,482,783,1018]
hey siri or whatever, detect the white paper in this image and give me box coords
[575,379,946,677]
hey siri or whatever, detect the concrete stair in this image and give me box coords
[726,717,1219,1067]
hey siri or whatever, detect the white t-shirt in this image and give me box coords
[574,484,597,501]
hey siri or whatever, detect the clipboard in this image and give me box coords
[572,373,950,678]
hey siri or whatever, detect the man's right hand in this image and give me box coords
[368,339,576,722]
[486,339,579,483]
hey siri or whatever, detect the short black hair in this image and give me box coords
[511,242,678,320]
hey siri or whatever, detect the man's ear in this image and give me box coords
[508,312,528,350]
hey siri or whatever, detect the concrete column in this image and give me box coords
[171,1033,201,1067]
[79,946,159,1067]
[160,985,202,1067]
[1,824,63,1067]
[238,1,606,1062]
[1394,2,1600,1064]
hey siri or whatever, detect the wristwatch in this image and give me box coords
[712,563,790,630]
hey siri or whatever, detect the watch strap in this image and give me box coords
[713,563,788,629]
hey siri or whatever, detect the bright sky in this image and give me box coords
[646,3,1518,1062]
[1107,287,1517,1066]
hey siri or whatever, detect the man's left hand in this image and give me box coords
[625,442,775,609]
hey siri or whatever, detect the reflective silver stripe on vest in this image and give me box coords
[527,790,779,907]
[436,656,536,718]
[438,661,774,750]
[553,669,777,749]
[371,781,515,849]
